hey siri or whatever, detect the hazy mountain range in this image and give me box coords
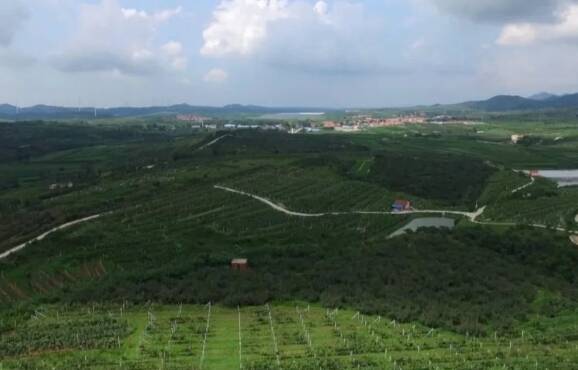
[1,92,578,120]
[0,104,334,120]
[460,92,578,112]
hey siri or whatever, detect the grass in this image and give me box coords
[3,303,578,369]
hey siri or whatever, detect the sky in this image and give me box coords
[1,0,578,108]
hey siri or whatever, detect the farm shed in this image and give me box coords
[231,259,249,271]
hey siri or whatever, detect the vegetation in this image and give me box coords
[1,117,578,367]
[3,304,578,369]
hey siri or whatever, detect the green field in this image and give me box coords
[3,304,578,369]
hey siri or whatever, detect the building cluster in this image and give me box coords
[362,114,427,127]
[320,113,427,132]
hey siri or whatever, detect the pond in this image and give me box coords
[389,217,455,238]
[534,170,578,187]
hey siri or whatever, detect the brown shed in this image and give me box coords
[231,258,249,271]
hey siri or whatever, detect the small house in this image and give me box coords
[231,258,249,271]
[392,200,412,212]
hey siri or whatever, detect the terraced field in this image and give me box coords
[3,304,578,369]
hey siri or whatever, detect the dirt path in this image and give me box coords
[511,176,535,194]
[0,214,105,260]
[196,135,231,152]
[214,185,485,221]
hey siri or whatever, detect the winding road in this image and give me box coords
[214,185,578,236]
[3,183,575,262]
[214,185,485,221]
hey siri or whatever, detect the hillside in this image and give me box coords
[462,93,578,112]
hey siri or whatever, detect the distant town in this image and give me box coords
[175,113,484,133]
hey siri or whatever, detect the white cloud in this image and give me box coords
[161,41,187,70]
[497,4,578,45]
[201,0,290,57]
[53,0,185,75]
[204,68,229,82]
[0,0,29,47]
[202,0,397,74]
[313,1,328,16]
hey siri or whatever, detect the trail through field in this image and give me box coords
[0,214,105,260]
[196,135,231,151]
[214,185,485,221]
[511,176,535,194]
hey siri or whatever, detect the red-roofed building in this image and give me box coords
[392,200,412,212]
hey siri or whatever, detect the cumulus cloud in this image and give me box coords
[53,0,185,76]
[201,0,289,57]
[432,0,574,23]
[202,0,398,74]
[0,0,29,47]
[204,68,229,82]
[497,4,578,45]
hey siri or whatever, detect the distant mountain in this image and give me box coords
[0,103,334,120]
[0,104,17,115]
[462,93,578,112]
[528,92,558,101]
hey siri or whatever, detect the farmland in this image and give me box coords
[3,304,578,369]
[1,119,578,368]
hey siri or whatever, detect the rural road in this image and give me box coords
[214,185,485,221]
[0,214,104,260]
[215,185,578,237]
[3,184,575,262]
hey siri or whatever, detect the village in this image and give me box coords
[175,112,482,134]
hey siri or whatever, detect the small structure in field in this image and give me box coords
[392,200,412,212]
[231,258,249,271]
[511,134,525,144]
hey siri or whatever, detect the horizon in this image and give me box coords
[3,1,578,107]
[1,90,573,111]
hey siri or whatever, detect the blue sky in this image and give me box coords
[1,0,578,107]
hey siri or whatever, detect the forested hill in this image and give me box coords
[461,93,578,112]
[0,103,333,120]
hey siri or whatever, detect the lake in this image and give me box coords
[389,217,455,238]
